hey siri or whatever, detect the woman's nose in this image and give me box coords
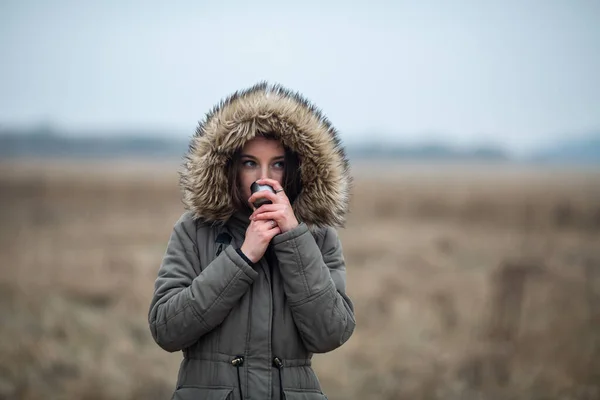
[260,166,271,180]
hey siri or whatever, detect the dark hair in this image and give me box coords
[227,133,302,213]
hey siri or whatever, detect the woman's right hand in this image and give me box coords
[240,219,280,263]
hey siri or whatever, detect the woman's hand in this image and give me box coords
[240,219,281,263]
[248,178,299,234]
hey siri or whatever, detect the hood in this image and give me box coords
[179,82,352,229]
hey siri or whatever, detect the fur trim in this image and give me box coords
[179,82,352,228]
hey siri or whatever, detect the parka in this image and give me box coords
[148,82,356,400]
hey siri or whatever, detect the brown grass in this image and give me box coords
[1,159,599,400]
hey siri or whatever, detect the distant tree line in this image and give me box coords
[1,128,599,164]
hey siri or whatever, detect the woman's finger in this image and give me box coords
[253,211,281,221]
[251,218,277,229]
[253,219,279,233]
[268,227,281,237]
[251,203,283,217]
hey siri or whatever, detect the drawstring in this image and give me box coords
[233,355,285,399]
[231,356,244,399]
[273,357,284,399]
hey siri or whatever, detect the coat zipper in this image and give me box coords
[267,247,285,399]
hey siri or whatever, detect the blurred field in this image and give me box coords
[1,159,599,400]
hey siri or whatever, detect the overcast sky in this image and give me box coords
[1,0,599,153]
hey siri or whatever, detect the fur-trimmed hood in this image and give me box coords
[179,82,352,229]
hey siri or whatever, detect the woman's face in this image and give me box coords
[238,136,286,202]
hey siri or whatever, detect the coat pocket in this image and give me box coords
[283,389,328,400]
[172,386,234,400]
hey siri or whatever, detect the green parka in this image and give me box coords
[148,83,355,400]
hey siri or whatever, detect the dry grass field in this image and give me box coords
[1,159,599,400]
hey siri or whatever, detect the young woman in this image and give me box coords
[148,83,355,400]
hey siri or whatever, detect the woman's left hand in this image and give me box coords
[248,178,299,234]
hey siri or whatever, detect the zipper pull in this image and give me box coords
[231,356,244,367]
[272,357,283,369]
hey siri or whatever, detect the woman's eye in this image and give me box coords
[273,161,285,169]
[242,160,256,168]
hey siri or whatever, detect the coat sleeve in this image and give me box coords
[271,223,356,353]
[148,213,258,352]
